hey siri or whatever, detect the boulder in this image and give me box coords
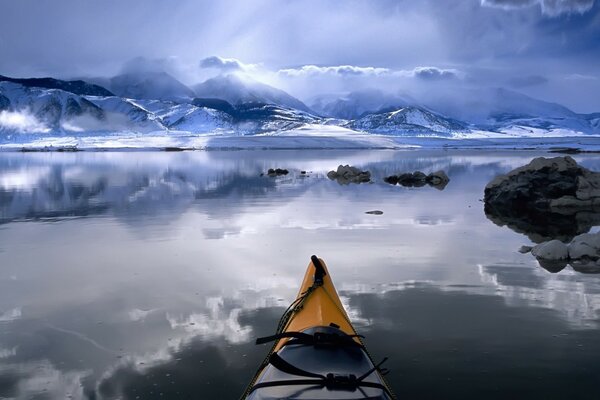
[365,210,383,215]
[484,156,600,243]
[426,170,450,190]
[569,233,600,260]
[518,245,533,254]
[327,165,371,185]
[523,232,600,274]
[267,168,289,177]
[384,170,450,190]
[531,240,569,260]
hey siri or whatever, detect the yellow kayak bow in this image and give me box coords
[242,255,395,400]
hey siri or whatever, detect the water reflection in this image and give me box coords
[1,150,600,399]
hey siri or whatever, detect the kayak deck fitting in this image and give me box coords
[241,255,395,400]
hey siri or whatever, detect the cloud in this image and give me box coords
[0,111,50,133]
[278,65,391,77]
[508,74,549,87]
[412,67,460,81]
[199,56,243,71]
[277,65,459,80]
[198,56,258,73]
[481,0,595,16]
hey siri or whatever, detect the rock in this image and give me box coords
[426,170,450,190]
[384,170,450,190]
[518,245,533,254]
[537,259,568,273]
[531,240,569,260]
[365,210,383,215]
[568,233,600,260]
[327,165,371,185]
[570,260,600,274]
[267,168,289,177]
[484,156,600,243]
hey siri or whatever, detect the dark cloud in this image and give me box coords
[481,0,595,16]
[413,67,459,81]
[508,74,549,87]
[199,56,245,72]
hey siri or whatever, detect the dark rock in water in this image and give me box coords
[327,165,371,185]
[426,170,450,190]
[384,170,450,190]
[570,260,600,274]
[267,168,289,177]
[524,232,600,274]
[486,206,598,243]
[164,147,186,152]
[518,245,533,254]
[548,147,581,154]
[537,259,569,273]
[365,210,383,215]
[383,175,399,185]
[484,156,600,243]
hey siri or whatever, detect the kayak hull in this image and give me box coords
[242,256,394,400]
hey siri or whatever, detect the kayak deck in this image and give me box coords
[242,256,395,400]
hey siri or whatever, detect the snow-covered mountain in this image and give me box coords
[0,81,105,132]
[130,99,233,132]
[232,103,320,134]
[1,72,599,143]
[421,87,599,134]
[193,74,312,112]
[94,71,195,101]
[310,89,414,119]
[347,106,468,136]
[0,75,114,97]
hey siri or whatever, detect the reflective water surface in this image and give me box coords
[1,150,599,399]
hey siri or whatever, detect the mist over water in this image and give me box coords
[1,150,599,399]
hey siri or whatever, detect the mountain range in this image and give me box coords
[1,72,599,139]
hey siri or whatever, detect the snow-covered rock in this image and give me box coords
[531,240,569,260]
[569,233,600,260]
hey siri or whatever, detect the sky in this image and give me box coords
[0,0,599,112]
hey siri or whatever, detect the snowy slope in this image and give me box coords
[0,81,104,132]
[310,89,414,119]
[147,102,233,132]
[232,103,321,134]
[348,106,468,136]
[193,74,312,112]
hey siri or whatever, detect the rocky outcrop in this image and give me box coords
[384,170,450,190]
[523,232,600,274]
[266,168,289,177]
[484,156,600,243]
[327,165,371,185]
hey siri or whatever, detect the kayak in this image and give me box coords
[241,255,395,400]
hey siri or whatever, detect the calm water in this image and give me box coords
[1,150,600,400]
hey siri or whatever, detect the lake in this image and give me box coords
[1,150,599,399]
